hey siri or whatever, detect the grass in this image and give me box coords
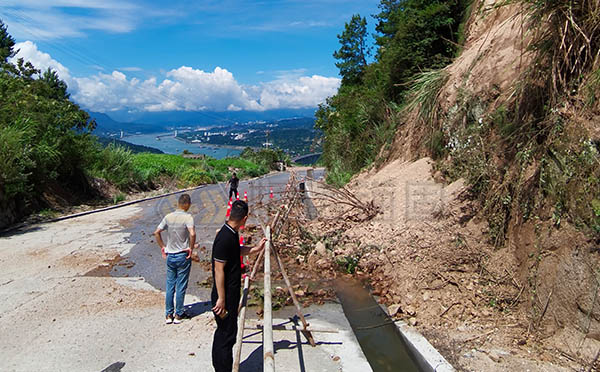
[112,192,126,204]
[336,255,361,274]
[406,69,449,125]
[89,145,272,192]
[38,208,58,218]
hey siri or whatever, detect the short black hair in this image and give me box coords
[229,200,248,221]
[233,172,237,177]
[178,193,191,205]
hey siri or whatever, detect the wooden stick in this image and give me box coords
[233,274,250,372]
[440,302,461,318]
[244,324,338,333]
[249,207,282,281]
[271,241,316,347]
[263,226,275,372]
[537,287,554,327]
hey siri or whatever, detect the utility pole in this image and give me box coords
[266,130,271,149]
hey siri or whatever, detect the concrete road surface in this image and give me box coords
[0,170,371,372]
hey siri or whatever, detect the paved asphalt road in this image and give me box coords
[111,169,323,298]
[0,168,370,372]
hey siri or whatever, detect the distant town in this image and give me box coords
[175,117,320,156]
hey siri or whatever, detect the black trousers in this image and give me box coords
[228,188,238,200]
[212,301,239,372]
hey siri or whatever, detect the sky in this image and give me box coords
[0,1,379,113]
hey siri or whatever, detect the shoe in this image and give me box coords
[173,314,183,324]
[166,314,173,324]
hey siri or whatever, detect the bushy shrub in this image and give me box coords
[179,168,213,187]
[89,144,137,190]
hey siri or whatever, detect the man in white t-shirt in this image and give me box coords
[153,193,196,324]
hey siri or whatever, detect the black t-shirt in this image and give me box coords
[229,176,239,190]
[211,223,241,310]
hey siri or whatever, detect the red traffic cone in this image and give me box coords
[239,236,246,270]
[236,192,239,200]
[226,204,231,218]
[243,190,248,202]
[269,187,274,199]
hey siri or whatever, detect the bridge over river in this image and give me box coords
[292,152,322,165]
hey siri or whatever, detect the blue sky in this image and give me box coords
[0,1,379,113]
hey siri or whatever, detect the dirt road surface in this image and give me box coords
[0,171,370,372]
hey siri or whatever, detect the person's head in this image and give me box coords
[232,172,237,178]
[229,200,248,227]
[178,193,191,211]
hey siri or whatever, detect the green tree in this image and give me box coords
[0,20,15,63]
[376,0,466,101]
[40,68,69,100]
[373,0,402,49]
[333,14,370,85]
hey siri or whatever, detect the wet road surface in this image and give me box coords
[107,170,322,298]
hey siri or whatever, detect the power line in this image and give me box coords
[0,8,244,126]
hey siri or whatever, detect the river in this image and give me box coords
[122,133,241,159]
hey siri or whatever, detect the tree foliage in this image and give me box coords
[0,19,97,219]
[373,0,402,49]
[0,20,15,63]
[318,0,471,183]
[333,14,370,85]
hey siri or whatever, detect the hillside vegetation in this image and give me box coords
[317,0,472,186]
[321,0,599,241]
[313,0,599,369]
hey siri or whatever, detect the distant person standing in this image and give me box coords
[153,193,196,324]
[227,172,239,200]
[211,200,266,371]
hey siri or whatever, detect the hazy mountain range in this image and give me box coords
[90,108,317,135]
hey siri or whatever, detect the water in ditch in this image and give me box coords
[335,279,421,372]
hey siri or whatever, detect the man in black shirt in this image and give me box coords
[211,200,265,372]
[227,172,239,201]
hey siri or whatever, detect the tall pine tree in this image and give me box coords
[0,20,16,63]
[333,14,370,85]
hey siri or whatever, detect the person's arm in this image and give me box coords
[241,237,267,256]
[212,261,227,316]
[186,225,196,259]
[153,228,167,259]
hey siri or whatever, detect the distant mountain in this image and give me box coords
[95,136,164,154]
[89,108,318,135]
[107,108,317,126]
[89,111,167,135]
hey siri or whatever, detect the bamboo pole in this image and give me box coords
[245,324,338,333]
[270,241,316,347]
[232,274,250,372]
[263,226,275,372]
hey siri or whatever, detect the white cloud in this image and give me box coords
[11,41,72,82]
[119,67,143,72]
[0,1,141,40]
[256,75,340,110]
[11,41,340,112]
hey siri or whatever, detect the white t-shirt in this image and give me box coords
[157,210,194,254]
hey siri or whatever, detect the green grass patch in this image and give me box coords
[88,148,273,191]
